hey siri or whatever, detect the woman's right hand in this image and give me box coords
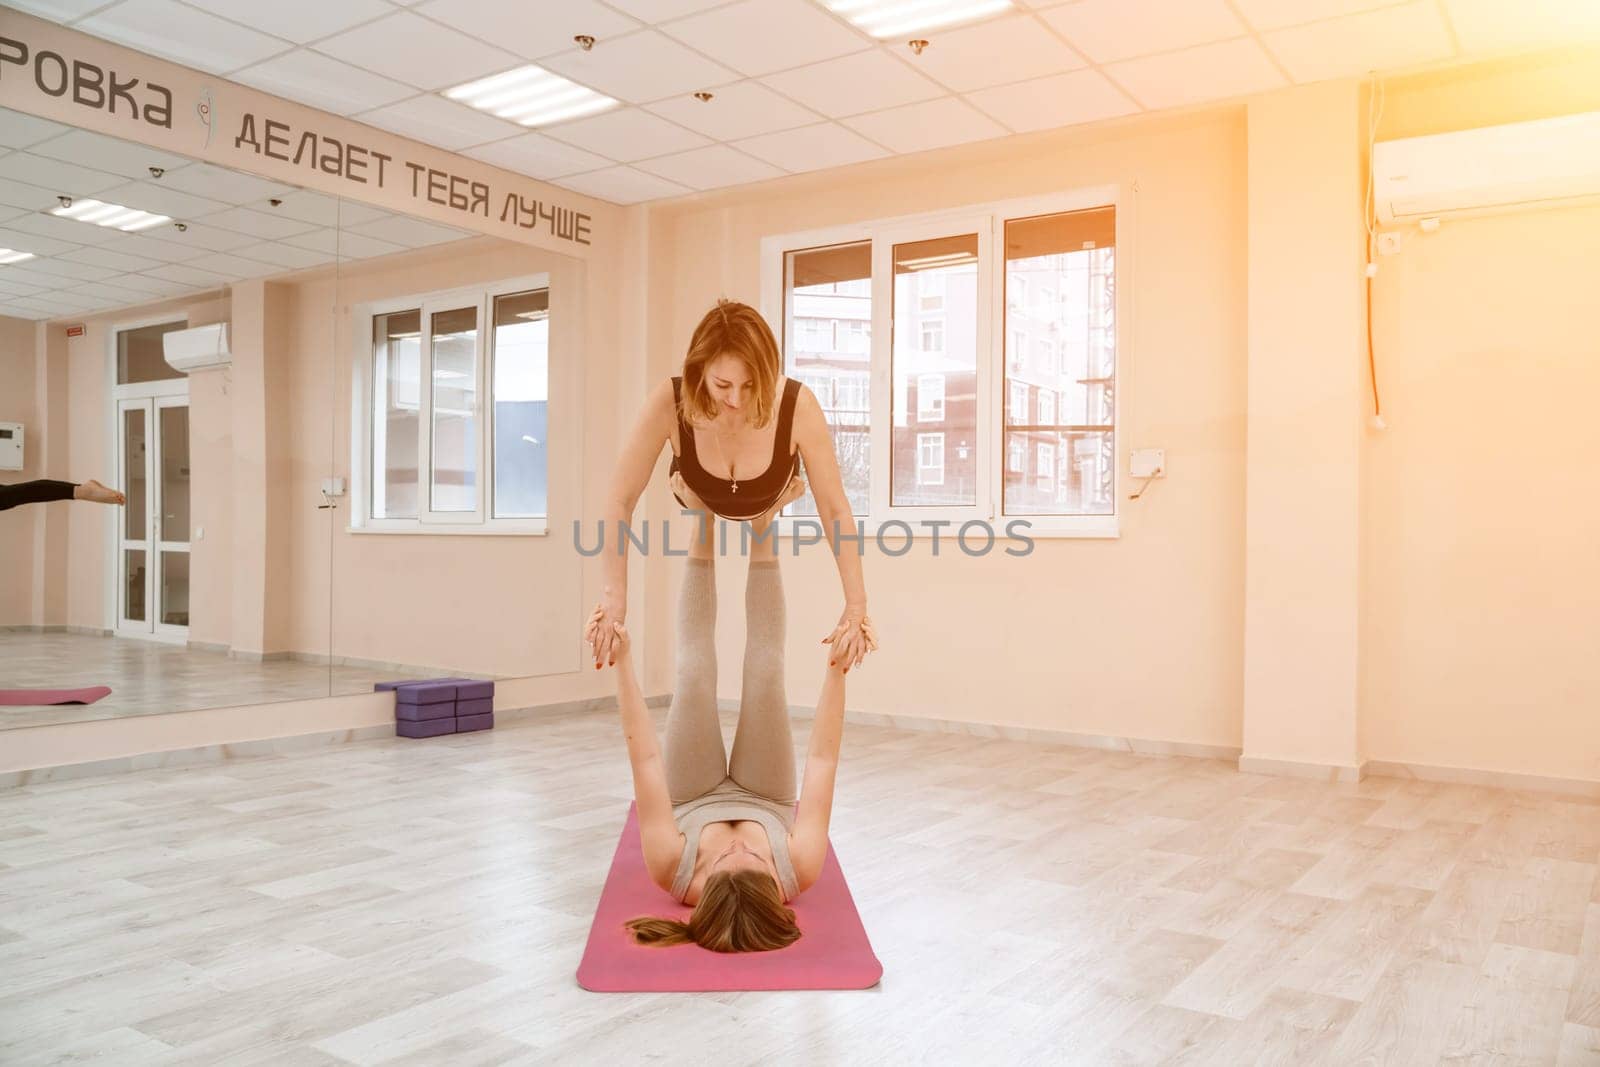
[586,590,626,669]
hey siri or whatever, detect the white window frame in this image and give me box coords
[759,183,1126,539]
[917,432,945,486]
[916,372,945,422]
[350,272,551,535]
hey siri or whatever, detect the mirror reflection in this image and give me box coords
[0,109,573,729]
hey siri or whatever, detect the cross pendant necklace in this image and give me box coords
[710,428,738,493]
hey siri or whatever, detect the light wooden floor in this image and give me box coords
[1,709,1597,1065]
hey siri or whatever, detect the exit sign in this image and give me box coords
[65,324,85,337]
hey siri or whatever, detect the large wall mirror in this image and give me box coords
[1,106,584,731]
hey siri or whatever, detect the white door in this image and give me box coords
[116,396,191,638]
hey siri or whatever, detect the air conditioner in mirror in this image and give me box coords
[162,322,231,373]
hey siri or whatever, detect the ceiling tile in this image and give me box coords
[232,241,336,270]
[5,212,139,246]
[1039,0,1248,63]
[192,0,394,43]
[760,49,946,119]
[552,166,694,204]
[233,49,418,115]
[95,181,232,221]
[0,109,71,151]
[841,96,1010,154]
[56,246,165,272]
[463,132,616,180]
[1,0,108,19]
[59,279,172,306]
[901,13,1086,92]
[76,0,290,74]
[96,270,201,294]
[0,177,63,213]
[185,251,287,279]
[1104,38,1289,110]
[645,81,819,141]
[634,144,786,190]
[660,0,870,78]
[201,207,322,241]
[540,30,740,104]
[0,225,79,257]
[283,229,407,259]
[158,222,260,253]
[16,257,119,283]
[156,163,298,206]
[266,190,388,229]
[341,215,473,248]
[1442,0,1600,56]
[314,11,523,91]
[966,68,1141,132]
[544,108,711,162]
[355,95,523,150]
[414,0,642,60]
[143,263,237,287]
[604,0,729,18]
[1264,2,1455,82]
[0,153,125,197]
[95,235,204,265]
[1231,0,1413,32]
[732,121,890,173]
[25,130,193,181]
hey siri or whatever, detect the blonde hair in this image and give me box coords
[624,870,801,954]
[679,299,783,430]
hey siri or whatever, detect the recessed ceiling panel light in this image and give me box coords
[826,0,1013,38]
[445,65,618,128]
[50,198,171,232]
[0,248,37,265]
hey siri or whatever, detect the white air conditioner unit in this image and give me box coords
[162,322,231,373]
[1373,110,1600,227]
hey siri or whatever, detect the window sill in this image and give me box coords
[345,520,549,537]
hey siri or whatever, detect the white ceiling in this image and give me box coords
[0,111,475,321]
[6,0,1600,211]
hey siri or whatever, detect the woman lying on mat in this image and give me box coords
[0,479,124,511]
[586,298,873,678]
[587,553,873,953]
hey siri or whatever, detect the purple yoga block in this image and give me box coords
[456,697,492,717]
[454,680,494,701]
[396,700,456,723]
[394,681,458,706]
[397,717,457,739]
[456,712,494,733]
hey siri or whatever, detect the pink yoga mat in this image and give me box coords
[0,686,111,706]
[577,803,882,992]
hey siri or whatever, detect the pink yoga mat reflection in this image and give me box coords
[577,803,882,992]
[0,686,111,706]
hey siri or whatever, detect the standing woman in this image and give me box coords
[587,299,874,672]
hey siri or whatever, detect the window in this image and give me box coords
[799,371,833,406]
[766,194,1119,535]
[357,275,550,531]
[917,433,944,485]
[916,373,945,422]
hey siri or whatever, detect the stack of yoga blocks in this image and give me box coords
[376,678,496,738]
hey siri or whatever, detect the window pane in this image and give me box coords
[1003,207,1116,516]
[123,407,146,540]
[124,549,146,622]
[372,310,421,519]
[430,306,479,512]
[784,241,871,516]
[491,289,549,519]
[159,406,189,542]
[1004,430,1114,515]
[893,233,977,507]
[161,551,189,626]
[117,321,185,384]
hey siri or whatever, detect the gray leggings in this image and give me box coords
[664,557,796,807]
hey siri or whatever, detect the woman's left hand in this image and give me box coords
[821,606,877,671]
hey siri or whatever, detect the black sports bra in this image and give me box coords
[669,375,801,521]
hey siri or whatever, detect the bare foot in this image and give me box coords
[75,479,126,506]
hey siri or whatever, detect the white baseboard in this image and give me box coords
[1237,755,1366,783]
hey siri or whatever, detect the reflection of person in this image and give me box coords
[588,298,875,673]
[589,555,870,953]
[0,479,125,511]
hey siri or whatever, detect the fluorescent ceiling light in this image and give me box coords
[0,248,36,265]
[445,65,618,128]
[825,0,1013,38]
[50,199,170,232]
